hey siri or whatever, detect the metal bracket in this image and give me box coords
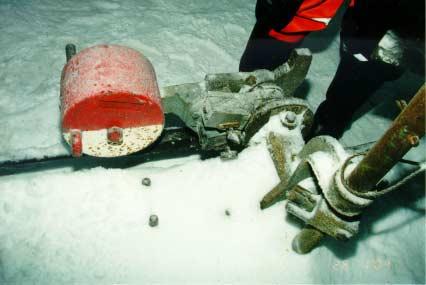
[161,49,314,156]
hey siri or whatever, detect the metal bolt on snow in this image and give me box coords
[142,177,151,186]
[149,215,159,227]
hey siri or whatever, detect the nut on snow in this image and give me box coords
[142,177,151,186]
[149,215,159,227]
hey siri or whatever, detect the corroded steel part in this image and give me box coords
[161,49,314,155]
[261,131,304,210]
[65,44,76,62]
[284,136,360,240]
[347,84,425,192]
[280,85,425,254]
[292,226,325,254]
[204,48,312,97]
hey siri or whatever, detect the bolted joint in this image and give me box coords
[70,130,82,157]
[407,134,420,146]
[323,166,374,217]
[286,190,359,241]
[280,111,298,129]
[107,127,123,145]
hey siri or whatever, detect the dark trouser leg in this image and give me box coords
[239,22,301,72]
[311,52,402,139]
[309,1,405,139]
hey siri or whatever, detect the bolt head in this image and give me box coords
[285,112,296,123]
[107,127,123,145]
[142,177,151,186]
[280,111,298,129]
[149,214,159,227]
[407,134,420,146]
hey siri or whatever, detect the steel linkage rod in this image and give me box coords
[347,84,425,192]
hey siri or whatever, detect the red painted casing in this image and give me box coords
[60,44,164,134]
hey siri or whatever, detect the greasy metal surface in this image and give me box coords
[347,84,426,192]
[161,48,314,153]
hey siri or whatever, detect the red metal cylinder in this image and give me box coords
[60,44,164,157]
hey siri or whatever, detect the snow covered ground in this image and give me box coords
[0,0,424,283]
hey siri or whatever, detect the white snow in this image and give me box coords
[0,0,424,284]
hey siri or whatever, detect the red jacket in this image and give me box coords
[269,0,355,43]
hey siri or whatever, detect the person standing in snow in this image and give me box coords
[240,0,425,139]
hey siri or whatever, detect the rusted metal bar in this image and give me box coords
[287,185,316,212]
[292,84,425,254]
[260,181,287,210]
[292,226,325,254]
[347,84,425,192]
[261,133,294,209]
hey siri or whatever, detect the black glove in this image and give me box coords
[255,0,303,31]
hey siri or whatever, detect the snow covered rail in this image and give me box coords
[0,46,314,176]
